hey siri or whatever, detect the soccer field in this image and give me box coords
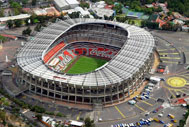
[67,56,107,74]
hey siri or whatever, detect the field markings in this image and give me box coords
[76,112,81,121]
[134,104,146,112]
[159,53,179,55]
[150,97,157,101]
[176,90,185,94]
[168,89,176,98]
[157,48,175,52]
[140,100,153,106]
[162,61,178,64]
[160,57,180,60]
[114,106,126,119]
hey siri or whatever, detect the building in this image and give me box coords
[74,7,90,17]
[91,7,114,18]
[16,18,155,108]
[0,14,31,23]
[54,0,79,11]
[33,7,60,16]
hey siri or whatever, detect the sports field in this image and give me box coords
[67,56,107,74]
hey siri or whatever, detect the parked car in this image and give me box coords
[168,114,175,119]
[128,100,136,105]
[158,113,163,117]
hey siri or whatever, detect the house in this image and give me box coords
[92,7,114,18]
[0,14,31,23]
[145,4,154,8]
[149,14,166,28]
[53,0,79,11]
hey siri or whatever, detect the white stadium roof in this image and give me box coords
[17,18,155,87]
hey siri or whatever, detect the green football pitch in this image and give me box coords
[67,56,107,74]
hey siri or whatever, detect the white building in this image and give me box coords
[54,0,79,11]
[74,7,90,17]
[0,14,31,23]
[92,7,114,18]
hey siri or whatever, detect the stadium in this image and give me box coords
[17,18,155,106]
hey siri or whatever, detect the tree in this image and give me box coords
[7,20,14,29]
[155,6,163,12]
[36,114,42,121]
[162,22,174,31]
[167,11,172,16]
[31,105,45,113]
[10,2,21,8]
[34,24,42,32]
[80,2,89,9]
[22,0,29,5]
[113,3,122,14]
[25,18,30,26]
[0,35,7,42]
[13,8,21,15]
[0,9,4,17]
[116,16,128,23]
[68,12,80,18]
[32,0,37,6]
[30,14,38,24]
[105,0,114,5]
[14,19,22,27]
[37,15,47,23]
[0,110,6,125]
[131,20,135,25]
[0,1,3,6]
[59,12,65,20]
[10,2,22,15]
[22,27,32,36]
[84,117,95,127]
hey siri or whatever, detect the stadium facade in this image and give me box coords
[17,18,155,105]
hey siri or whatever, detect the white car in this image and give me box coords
[148,87,153,90]
[128,100,136,105]
[145,89,151,92]
[148,83,155,87]
[158,113,163,117]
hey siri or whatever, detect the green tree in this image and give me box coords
[32,0,37,6]
[7,20,14,29]
[105,0,114,5]
[36,114,42,121]
[155,6,163,12]
[22,0,29,5]
[167,11,172,16]
[10,2,21,8]
[25,18,30,26]
[84,117,95,127]
[13,8,21,15]
[0,35,7,42]
[30,14,38,24]
[14,19,22,27]
[113,3,122,14]
[22,27,32,36]
[0,9,4,17]
[80,2,89,9]
[0,1,3,6]
[116,16,128,23]
[68,12,80,18]
[31,105,45,113]
[0,110,6,125]
[34,24,42,32]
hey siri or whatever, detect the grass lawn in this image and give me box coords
[116,14,142,26]
[67,56,107,74]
